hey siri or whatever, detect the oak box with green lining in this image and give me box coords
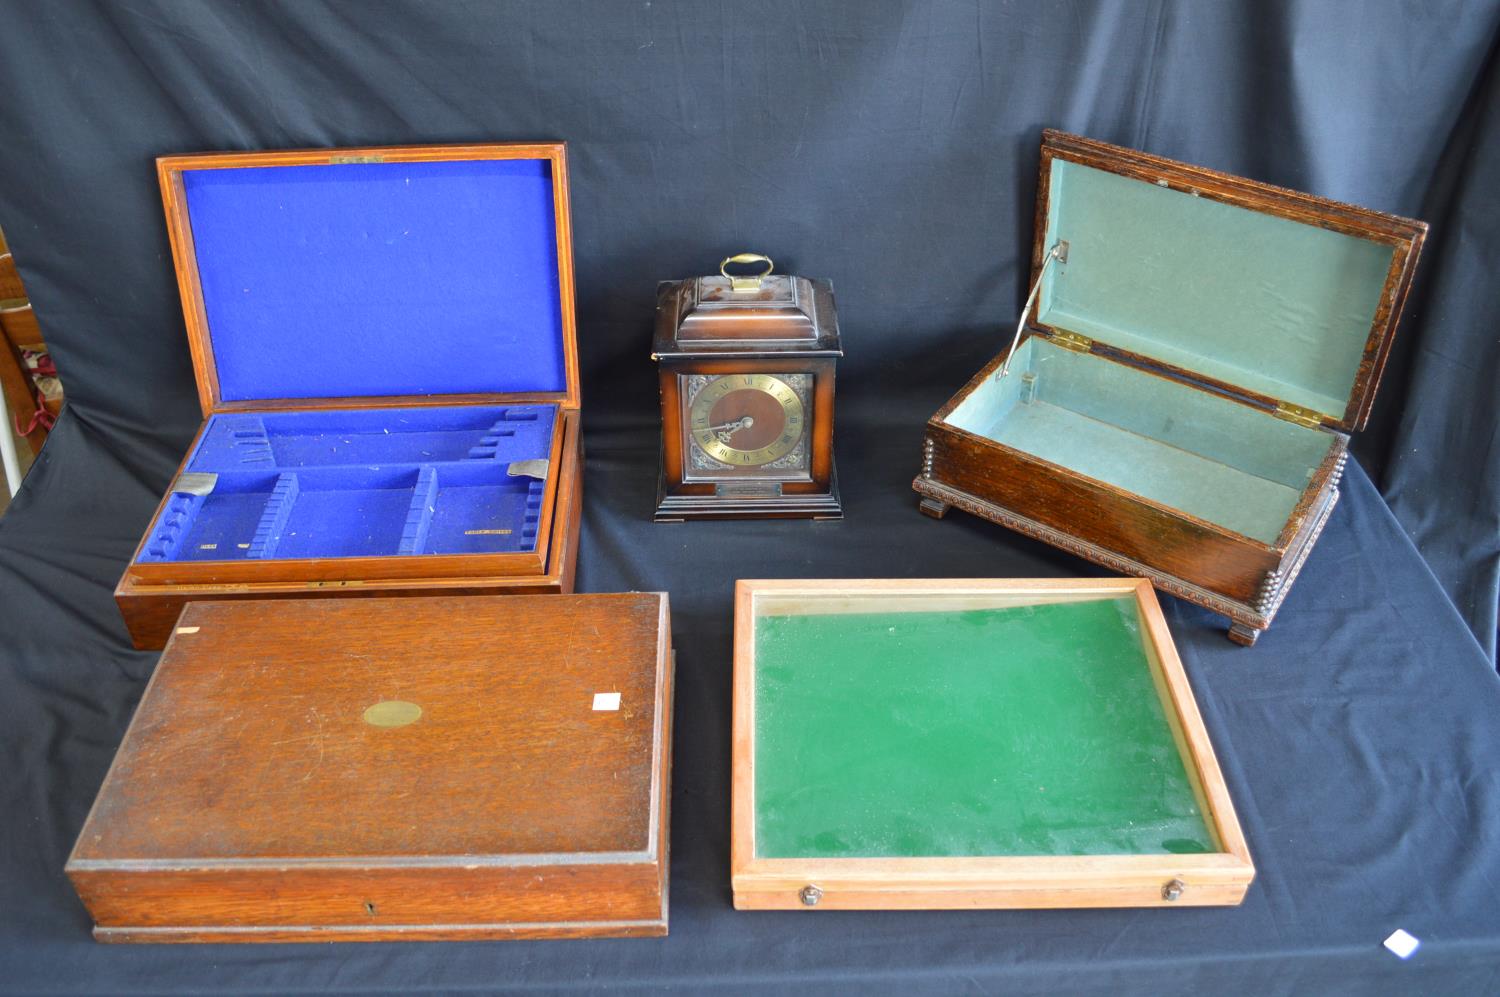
[915,129,1426,647]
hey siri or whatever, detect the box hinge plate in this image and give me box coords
[1274,402,1325,429]
[1048,329,1093,353]
[507,458,550,480]
[172,472,218,496]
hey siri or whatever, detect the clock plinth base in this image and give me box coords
[653,468,842,522]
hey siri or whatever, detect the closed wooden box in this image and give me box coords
[116,143,584,650]
[914,131,1426,644]
[68,593,674,942]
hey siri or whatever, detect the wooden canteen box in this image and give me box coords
[68,593,674,942]
[914,130,1426,645]
[731,578,1253,910]
[116,143,584,649]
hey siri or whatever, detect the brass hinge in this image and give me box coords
[1274,402,1324,428]
[1049,329,1093,353]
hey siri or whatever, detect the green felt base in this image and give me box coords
[753,597,1214,859]
[944,337,1335,543]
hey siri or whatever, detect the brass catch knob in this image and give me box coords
[1162,878,1186,901]
[798,884,823,906]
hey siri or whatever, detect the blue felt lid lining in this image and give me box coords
[181,158,567,403]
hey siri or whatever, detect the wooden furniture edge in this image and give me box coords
[922,426,1285,603]
[65,629,183,871]
[550,410,584,593]
[71,860,669,937]
[652,355,841,519]
[1272,436,1347,549]
[731,882,1248,910]
[924,356,1309,555]
[73,589,673,939]
[156,141,581,415]
[910,474,1340,642]
[1034,129,1426,434]
[92,915,668,943]
[1040,129,1426,239]
[729,580,757,895]
[1132,582,1254,872]
[116,414,582,648]
[651,623,676,935]
[730,578,1254,910]
[125,402,575,585]
[157,161,219,415]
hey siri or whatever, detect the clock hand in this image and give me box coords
[704,416,754,433]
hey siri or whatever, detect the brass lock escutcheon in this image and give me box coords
[721,252,774,292]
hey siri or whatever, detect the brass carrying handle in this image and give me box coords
[720,252,774,291]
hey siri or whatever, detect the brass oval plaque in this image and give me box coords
[363,700,422,728]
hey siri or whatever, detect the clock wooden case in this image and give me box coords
[69,593,674,942]
[652,254,842,521]
[914,130,1426,645]
[116,143,584,649]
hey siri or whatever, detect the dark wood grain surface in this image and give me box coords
[69,591,672,940]
[916,130,1413,643]
[114,143,586,649]
[924,421,1280,602]
[653,273,843,520]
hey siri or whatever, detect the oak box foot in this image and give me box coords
[918,498,950,520]
[1227,622,1262,647]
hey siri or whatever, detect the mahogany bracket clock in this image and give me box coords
[652,254,843,521]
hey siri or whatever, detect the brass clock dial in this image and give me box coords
[687,373,805,467]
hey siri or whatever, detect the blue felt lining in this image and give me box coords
[138,404,556,562]
[182,159,566,401]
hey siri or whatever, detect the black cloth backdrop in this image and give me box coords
[2,2,1499,993]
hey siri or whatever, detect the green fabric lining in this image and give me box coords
[1040,159,1396,418]
[752,597,1215,859]
[945,338,1334,543]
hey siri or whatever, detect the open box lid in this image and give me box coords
[157,143,579,415]
[1028,130,1425,433]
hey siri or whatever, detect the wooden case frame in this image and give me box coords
[652,276,843,521]
[117,143,583,649]
[69,592,674,942]
[914,130,1426,645]
[731,578,1255,910]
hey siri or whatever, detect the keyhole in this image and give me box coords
[364,901,378,916]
